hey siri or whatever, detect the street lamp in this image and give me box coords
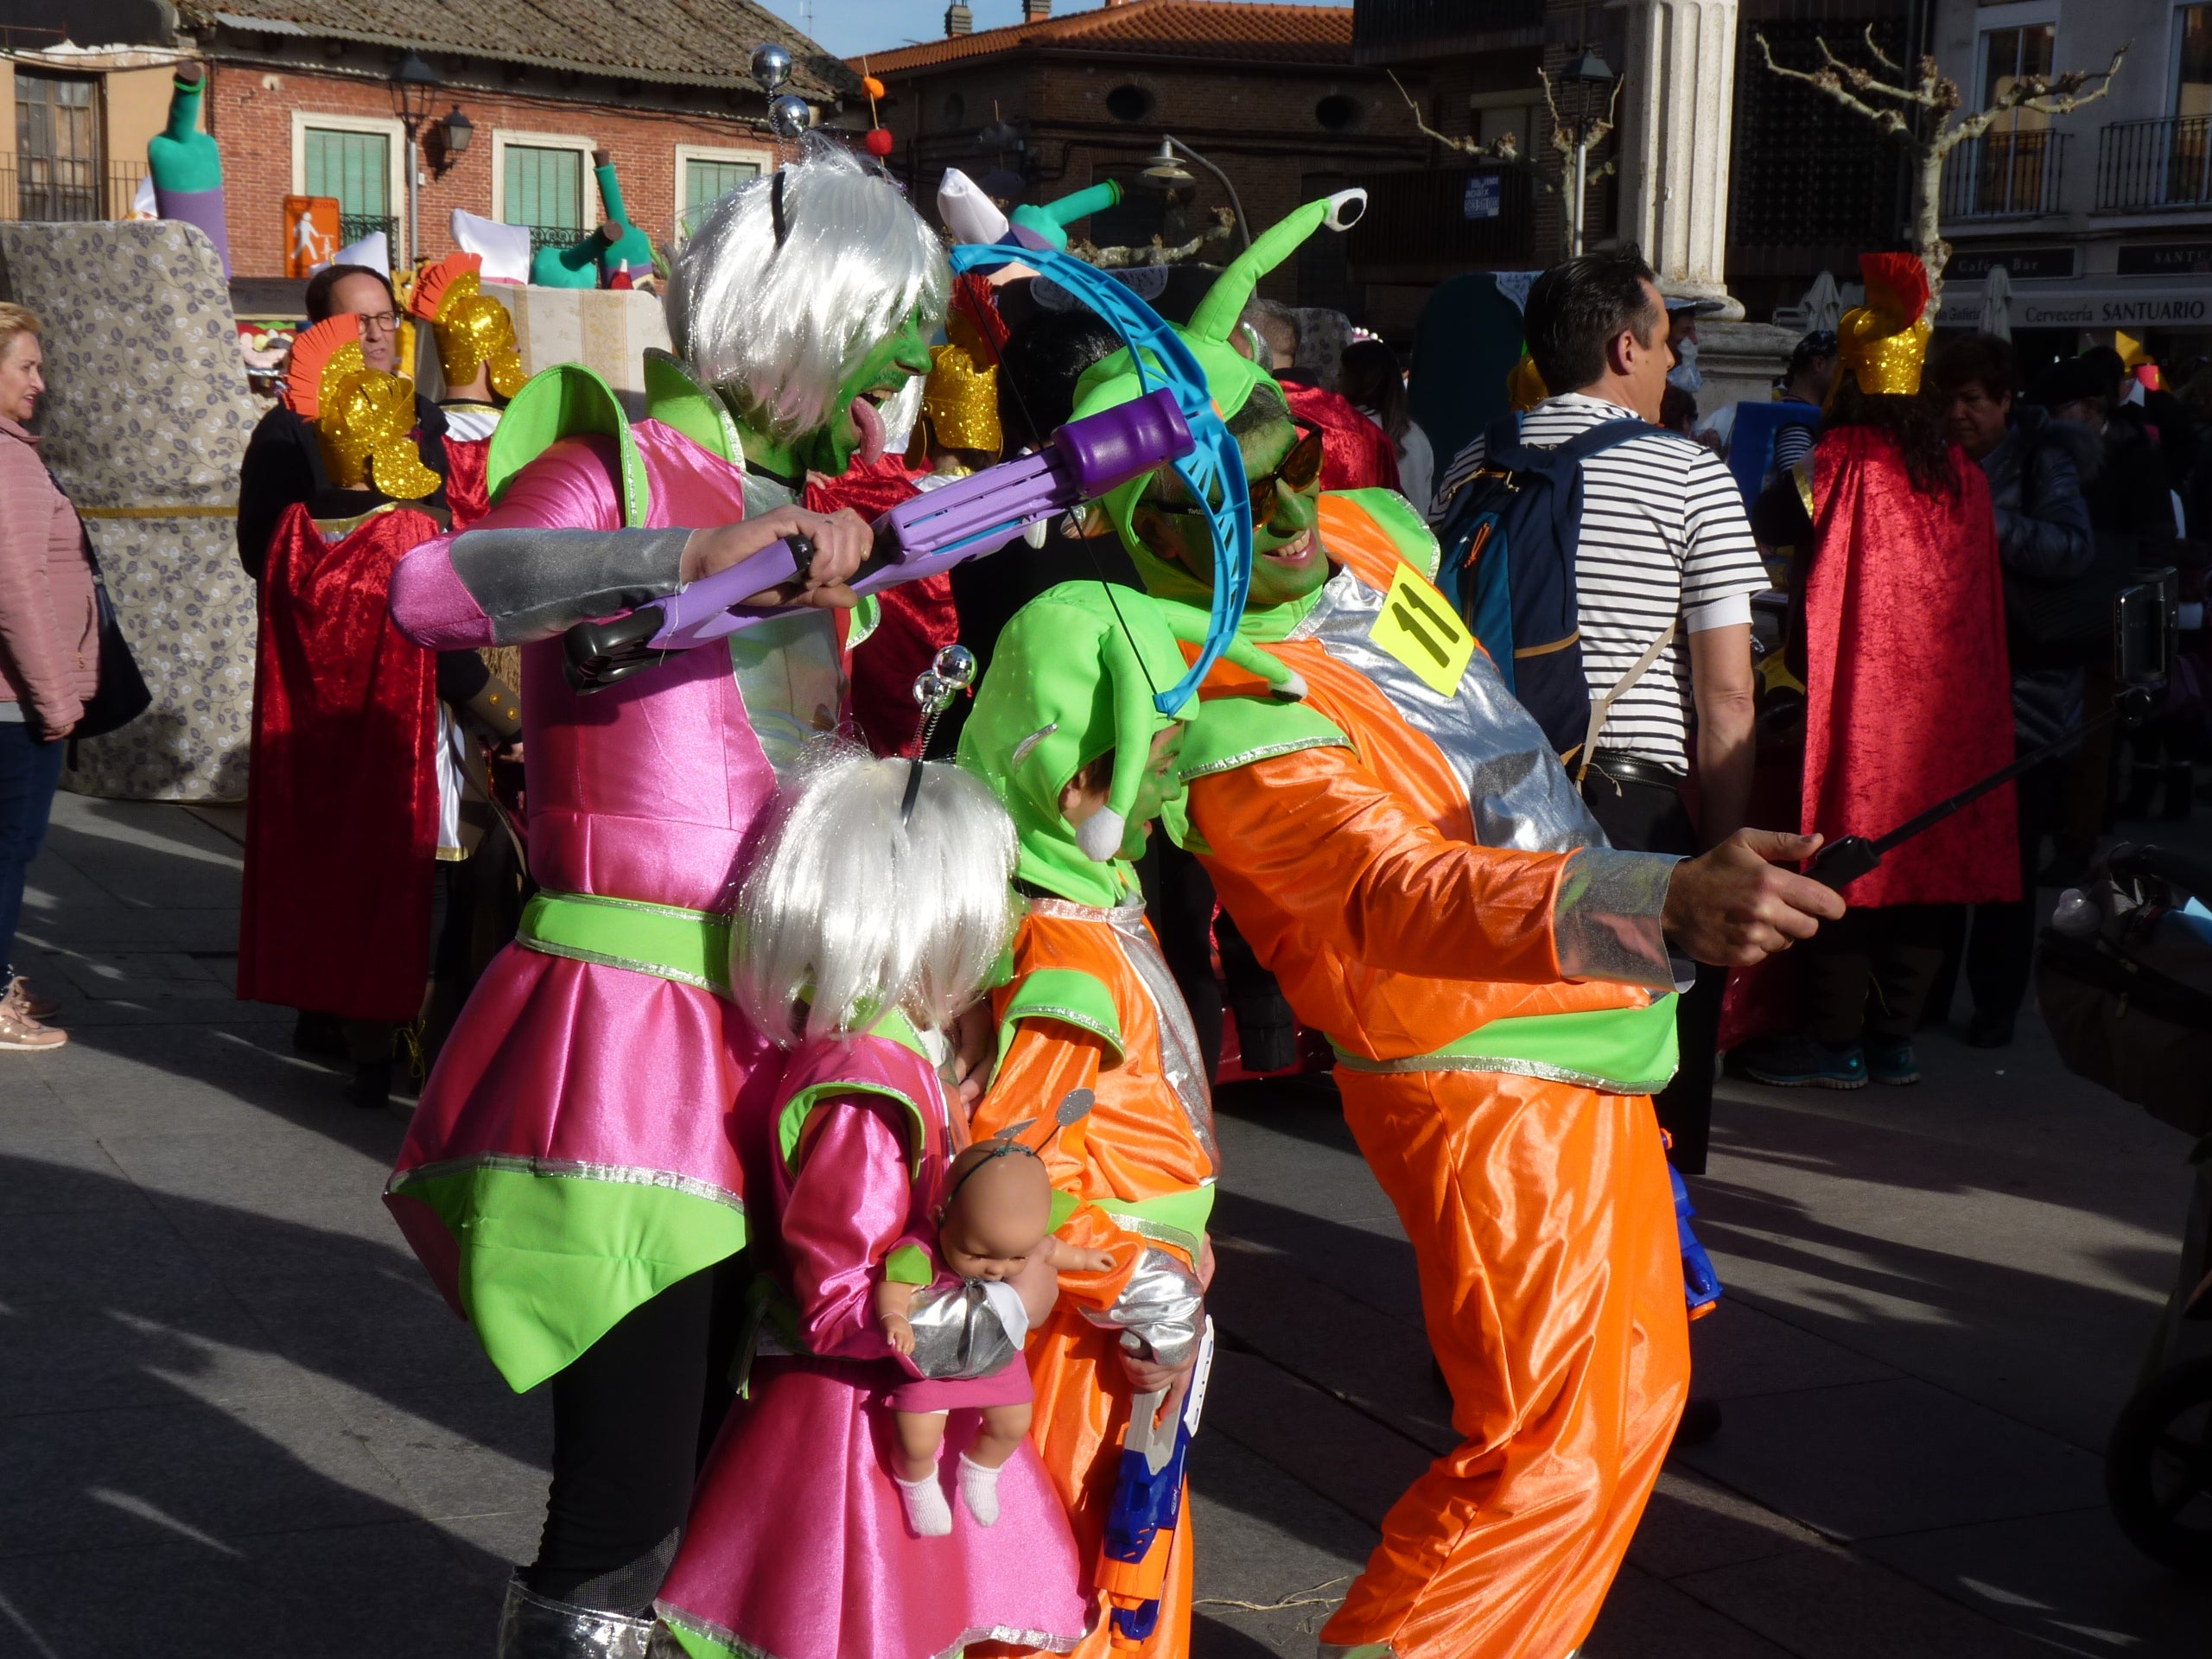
[1553,45,1618,258]
[433,105,472,179]
[1142,135,1249,250]
[391,53,441,266]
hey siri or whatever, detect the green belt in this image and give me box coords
[1332,996,1679,1096]
[1096,1183,1215,1262]
[517,889,733,999]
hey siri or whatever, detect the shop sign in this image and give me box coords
[1946,247,2076,281]
[2116,243,2212,276]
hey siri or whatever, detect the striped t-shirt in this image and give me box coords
[1430,392,1770,770]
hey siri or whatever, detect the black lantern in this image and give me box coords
[432,105,472,177]
[391,53,441,127]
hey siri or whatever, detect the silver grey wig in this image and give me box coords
[736,740,1019,1046]
[667,134,950,444]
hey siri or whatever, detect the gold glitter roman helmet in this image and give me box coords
[283,314,442,499]
[909,342,1002,462]
[409,251,527,401]
[1830,251,1932,403]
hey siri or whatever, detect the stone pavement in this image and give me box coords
[2,790,2208,1656]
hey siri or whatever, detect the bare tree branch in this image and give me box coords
[1861,22,1904,77]
[1755,30,1910,134]
[1388,69,1523,163]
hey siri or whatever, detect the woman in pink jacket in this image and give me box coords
[0,304,96,1052]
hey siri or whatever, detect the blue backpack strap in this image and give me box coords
[1553,416,1660,464]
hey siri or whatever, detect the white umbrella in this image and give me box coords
[1802,270,1842,334]
[1984,264,2013,341]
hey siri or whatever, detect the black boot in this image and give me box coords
[343,1058,392,1109]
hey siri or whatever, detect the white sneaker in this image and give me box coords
[0,1000,66,1051]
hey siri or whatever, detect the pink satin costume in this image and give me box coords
[658,1030,1088,1659]
[383,422,798,1393]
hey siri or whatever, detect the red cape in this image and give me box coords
[809,454,958,758]
[1283,380,1402,494]
[1799,429,2018,908]
[238,503,442,1021]
[444,435,491,529]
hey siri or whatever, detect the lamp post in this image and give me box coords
[1554,45,1619,257]
[1141,136,1250,250]
[391,53,441,267]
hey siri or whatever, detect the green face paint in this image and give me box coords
[1080,725,1188,861]
[1132,415,1331,609]
[734,304,936,481]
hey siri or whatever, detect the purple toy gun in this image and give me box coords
[563,387,1193,691]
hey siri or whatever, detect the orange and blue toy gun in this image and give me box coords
[1672,1164,1722,1319]
[1097,1318,1215,1650]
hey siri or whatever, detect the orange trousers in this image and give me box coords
[1319,1067,1689,1659]
[975,1305,1196,1659]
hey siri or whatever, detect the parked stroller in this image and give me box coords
[2037,841,2212,1573]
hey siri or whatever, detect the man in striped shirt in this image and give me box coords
[1432,251,1769,1175]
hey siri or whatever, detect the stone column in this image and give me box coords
[1614,0,1745,320]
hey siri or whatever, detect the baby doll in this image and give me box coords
[874,1141,1114,1535]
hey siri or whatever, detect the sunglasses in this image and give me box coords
[1154,422,1326,524]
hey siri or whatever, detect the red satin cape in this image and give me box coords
[808,454,959,758]
[442,435,492,530]
[1799,429,2018,908]
[238,502,441,1021]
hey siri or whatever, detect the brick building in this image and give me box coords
[859,0,1427,326]
[5,0,854,289]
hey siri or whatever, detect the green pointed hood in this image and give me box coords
[957,582,1301,904]
[1064,190,1367,605]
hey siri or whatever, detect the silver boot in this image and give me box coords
[496,1575,659,1659]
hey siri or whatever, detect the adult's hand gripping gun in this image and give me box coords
[562,388,1193,691]
[1097,1318,1215,1651]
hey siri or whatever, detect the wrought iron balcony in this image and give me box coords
[2096,116,2212,211]
[3,158,151,223]
[1940,130,2068,219]
[338,213,400,250]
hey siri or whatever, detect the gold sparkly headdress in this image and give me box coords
[914,342,1002,460]
[283,315,442,500]
[1831,251,1932,403]
[410,251,527,401]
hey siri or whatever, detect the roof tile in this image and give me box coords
[856,0,1353,75]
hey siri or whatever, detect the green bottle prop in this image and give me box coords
[529,149,653,288]
[147,66,230,277]
[1007,181,1121,254]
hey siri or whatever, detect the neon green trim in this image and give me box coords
[884,1243,933,1286]
[517,889,731,997]
[486,363,651,526]
[846,592,882,649]
[643,349,741,465]
[775,1012,933,1177]
[1176,696,1350,782]
[1096,1182,1215,1261]
[997,966,1125,1063]
[1048,1188,1081,1230]
[391,1165,747,1393]
[1337,486,1444,582]
[1331,997,1680,1096]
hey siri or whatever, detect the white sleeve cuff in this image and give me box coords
[1685,591,1755,634]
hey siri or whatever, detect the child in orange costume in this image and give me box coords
[957,582,1305,1659]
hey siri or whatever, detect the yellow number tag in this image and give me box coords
[1370,563,1474,696]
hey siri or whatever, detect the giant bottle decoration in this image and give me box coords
[528,149,653,288]
[147,64,230,277]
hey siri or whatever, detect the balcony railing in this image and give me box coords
[1,157,149,223]
[1940,130,2068,219]
[2097,116,2212,211]
[1344,166,1535,270]
[338,213,399,250]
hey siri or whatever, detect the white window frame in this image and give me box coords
[291,111,406,252]
[491,129,604,229]
[675,142,773,215]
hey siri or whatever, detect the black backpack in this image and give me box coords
[1434,414,1657,760]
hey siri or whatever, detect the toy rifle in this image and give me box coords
[562,388,1193,691]
[1671,1165,1722,1319]
[1097,1318,1215,1651]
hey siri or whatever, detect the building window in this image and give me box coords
[676,150,763,238]
[1971,22,2057,213]
[292,113,406,255]
[1105,85,1154,123]
[16,71,99,223]
[944,92,967,127]
[506,145,583,232]
[2179,3,2212,117]
[304,127,392,244]
[1315,94,1362,132]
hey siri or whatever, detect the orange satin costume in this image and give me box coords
[969,896,1218,1659]
[1176,493,1693,1659]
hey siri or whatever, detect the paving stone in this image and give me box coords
[1680,1297,1900,1402]
[1204,1347,1433,1532]
[1582,1564,1798,1658]
[1628,1468,1825,1580]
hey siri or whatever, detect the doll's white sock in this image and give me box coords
[957,1452,1004,1526]
[894,1468,952,1537]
